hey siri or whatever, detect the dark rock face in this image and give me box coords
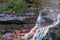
[0,20,25,24]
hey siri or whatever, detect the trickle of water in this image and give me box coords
[35,12,45,26]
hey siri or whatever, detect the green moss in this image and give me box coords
[0,0,48,13]
[0,0,27,13]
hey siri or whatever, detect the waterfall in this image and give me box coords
[23,12,45,40]
[30,12,49,40]
[31,13,60,40]
[35,12,45,26]
[24,11,60,40]
[23,0,60,40]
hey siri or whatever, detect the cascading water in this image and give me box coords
[31,14,60,40]
[24,12,45,40]
[24,12,60,40]
[24,0,60,40]
[31,13,60,40]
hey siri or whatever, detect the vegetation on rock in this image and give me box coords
[0,0,48,13]
[0,0,27,13]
